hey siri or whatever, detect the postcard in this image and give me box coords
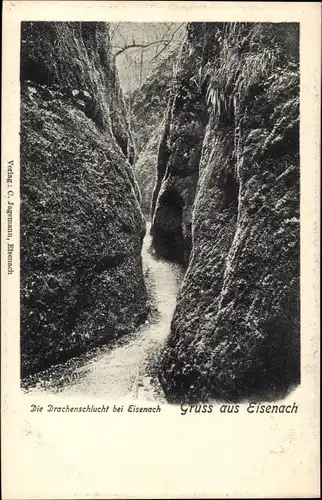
[1,1,320,498]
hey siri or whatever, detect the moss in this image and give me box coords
[21,22,135,163]
[155,22,300,402]
[20,23,147,377]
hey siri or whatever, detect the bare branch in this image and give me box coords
[148,23,185,63]
[114,39,169,57]
[161,23,175,39]
[111,22,187,92]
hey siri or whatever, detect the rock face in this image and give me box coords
[20,22,147,377]
[154,22,300,402]
[150,26,209,263]
[131,54,175,155]
[130,55,175,215]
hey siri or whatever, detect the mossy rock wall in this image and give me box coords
[155,22,300,402]
[20,22,147,377]
[151,27,209,263]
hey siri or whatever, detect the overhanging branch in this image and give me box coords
[114,40,169,57]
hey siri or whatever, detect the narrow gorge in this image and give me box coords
[21,21,300,403]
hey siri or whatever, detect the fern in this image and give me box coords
[204,23,278,119]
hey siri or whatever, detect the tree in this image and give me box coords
[109,23,186,94]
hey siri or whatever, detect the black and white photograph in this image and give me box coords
[20,20,300,403]
[1,2,320,499]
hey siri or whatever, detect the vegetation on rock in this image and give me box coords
[154,22,300,402]
[20,22,147,377]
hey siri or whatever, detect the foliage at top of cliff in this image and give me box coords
[164,22,299,127]
[192,23,299,124]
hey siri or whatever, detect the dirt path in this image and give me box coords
[24,222,184,401]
